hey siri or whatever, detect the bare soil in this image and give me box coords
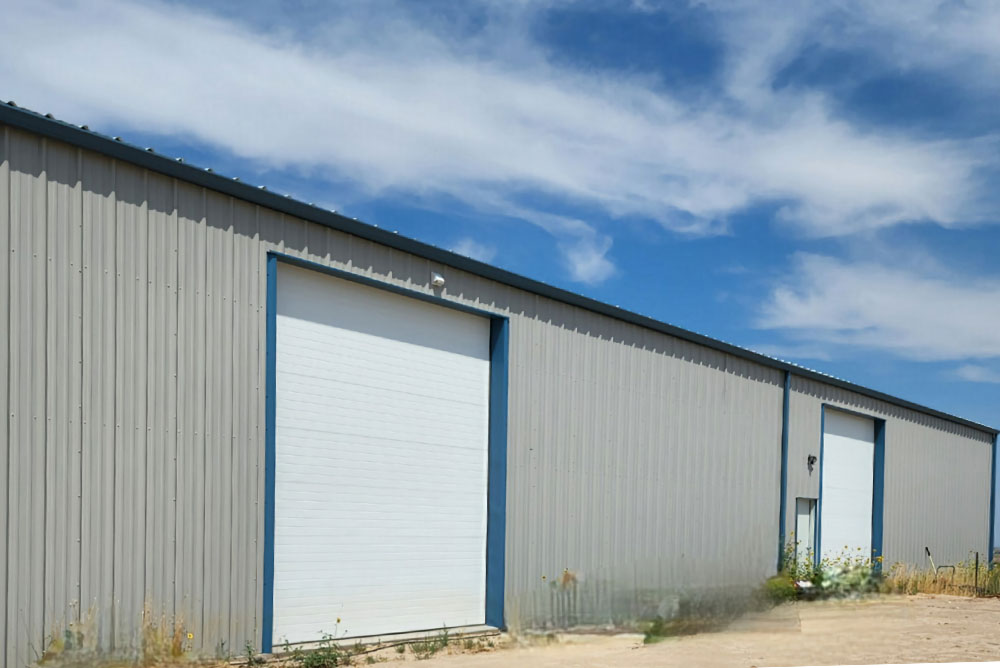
[402,595,1000,667]
[43,595,1000,667]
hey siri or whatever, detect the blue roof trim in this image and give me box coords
[1,101,994,436]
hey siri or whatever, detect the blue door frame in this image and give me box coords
[261,252,508,651]
[777,371,791,571]
[814,404,886,571]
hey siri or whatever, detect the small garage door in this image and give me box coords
[273,263,491,644]
[820,409,875,562]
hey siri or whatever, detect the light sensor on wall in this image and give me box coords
[431,272,446,288]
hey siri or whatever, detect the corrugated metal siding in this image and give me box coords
[0,122,989,664]
[79,148,114,655]
[45,135,83,664]
[6,127,49,668]
[786,376,993,568]
[0,130,270,666]
[0,124,9,668]
[498,315,785,628]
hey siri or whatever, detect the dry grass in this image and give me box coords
[881,559,1000,596]
[35,605,211,668]
[35,609,502,668]
[32,555,999,667]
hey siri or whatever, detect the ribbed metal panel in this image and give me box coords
[497,320,785,628]
[79,148,116,656]
[144,164,178,631]
[0,131,271,665]
[7,127,49,668]
[0,126,9,668]
[0,122,991,665]
[786,375,993,568]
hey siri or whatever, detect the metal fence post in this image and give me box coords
[975,552,980,597]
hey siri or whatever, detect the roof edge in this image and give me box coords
[1,102,994,436]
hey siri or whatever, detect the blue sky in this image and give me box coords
[3,0,1000,427]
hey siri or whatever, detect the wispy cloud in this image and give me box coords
[953,364,1000,384]
[701,0,1000,98]
[451,238,497,263]
[559,235,616,284]
[1,0,995,283]
[757,253,1000,361]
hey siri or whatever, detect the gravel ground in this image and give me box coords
[397,595,1000,667]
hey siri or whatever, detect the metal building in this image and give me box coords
[0,104,996,666]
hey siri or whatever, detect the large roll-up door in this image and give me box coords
[272,263,491,644]
[820,409,876,562]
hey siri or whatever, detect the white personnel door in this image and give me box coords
[820,409,875,562]
[273,263,491,644]
[794,498,816,567]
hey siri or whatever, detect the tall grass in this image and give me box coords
[882,558,1000,596]
[778,538,999,599]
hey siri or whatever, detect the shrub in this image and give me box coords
[642,616,669,644]
[762,575,797,603]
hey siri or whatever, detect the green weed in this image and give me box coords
[762,575,797,603]
[642,615,725,644]
[409,629,450,660]
[287,634,354,668]
[245,641,266,666]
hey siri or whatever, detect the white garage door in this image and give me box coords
[820,409,875,562]
[273,263,491,644]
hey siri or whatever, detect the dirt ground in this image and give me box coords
[399,595,1000,667]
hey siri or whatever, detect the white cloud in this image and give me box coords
[954,364,1000,384]
[1,0,995,284]
[757,253,1000,361]
[451,238,497,263]
[704,0,1000,95]
[559,234,616,284]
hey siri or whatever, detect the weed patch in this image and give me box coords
[285,635,356,668]
[35,606,203,667]
[776,538,1000,601]
[642,615,728,644]
[409,629,450,660]
[244,642,266,666]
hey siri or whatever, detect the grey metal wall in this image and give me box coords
[0,126,268,667]
[503,315,784,629]
[785,375,993,568]
[0,124,787,665]
[0,121,989,666]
